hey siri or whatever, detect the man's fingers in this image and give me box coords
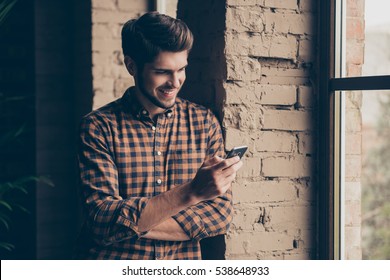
[213,155,241,170]
[222,159,243,177]
[203,155,223,167]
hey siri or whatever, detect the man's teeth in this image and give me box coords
[161,90,174,94]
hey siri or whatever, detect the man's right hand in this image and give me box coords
[138,156,242,234]
[189,155,243,201]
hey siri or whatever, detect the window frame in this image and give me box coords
[319,0,390,260]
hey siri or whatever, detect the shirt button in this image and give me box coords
[167,112,172,118]
[142,110,148,115]
[156,179,162,185]
[152,126,156,131]
[157,151,162,156]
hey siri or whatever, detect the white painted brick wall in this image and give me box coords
[223,0,317,259]
[262,156,313,177]
[91,0,147,109]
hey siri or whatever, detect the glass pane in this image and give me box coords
[344,0,390,77]
[343,90,390,259]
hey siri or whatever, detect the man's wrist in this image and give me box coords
[180,180,201,206]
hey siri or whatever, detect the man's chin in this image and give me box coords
[139,86,177,110]
[149,97,176,110]
[159,100,176,110]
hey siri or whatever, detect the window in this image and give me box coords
[319,0,390,260]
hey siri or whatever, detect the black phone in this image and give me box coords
[225,146,248,159]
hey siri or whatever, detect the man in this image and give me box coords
[77,12,243,260]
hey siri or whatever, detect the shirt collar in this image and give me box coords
[122,87,177,120]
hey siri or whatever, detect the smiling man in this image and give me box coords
[76,12,243,260]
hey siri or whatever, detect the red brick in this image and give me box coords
[347,18,365,40]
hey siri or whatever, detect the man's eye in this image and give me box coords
[155,70,167,74]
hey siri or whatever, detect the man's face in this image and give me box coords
[135,50,188,113]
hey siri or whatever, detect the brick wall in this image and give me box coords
[223,0,317,260]
[91,0,151,109]
[177,0,318,259]
[344,0,364,260]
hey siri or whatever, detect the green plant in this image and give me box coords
[0,93,54,253]
[0,0,17,25]
[0,176,53,251]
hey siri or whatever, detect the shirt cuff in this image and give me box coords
[115,197,150,238]
[172,207,209,241]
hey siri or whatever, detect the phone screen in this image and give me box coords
[226,146,248,159]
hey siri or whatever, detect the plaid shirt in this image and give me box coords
[77,88,232,259]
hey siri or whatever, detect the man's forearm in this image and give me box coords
[137,181,200,233]
[140,218,190,241]
[137,156,241,236]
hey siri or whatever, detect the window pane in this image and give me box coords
[343,90,390,259]
[345,0,390,77]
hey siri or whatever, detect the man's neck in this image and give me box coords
[134,88,165,121]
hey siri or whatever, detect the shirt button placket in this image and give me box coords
[154,118,164,197]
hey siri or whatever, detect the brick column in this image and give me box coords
[224,0,317,260]
[344,0,365,260]
[91,0,150,109]
[178,0,318,259]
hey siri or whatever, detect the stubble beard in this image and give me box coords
[138,75,177,110]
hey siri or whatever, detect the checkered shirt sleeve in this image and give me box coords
[172,113,233,241]
[78,114,149,246]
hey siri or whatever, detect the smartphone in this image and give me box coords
[225,146,248,159]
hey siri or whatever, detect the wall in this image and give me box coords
[223,0,317,260]
[91,0,152,109]
[177,0,226,118]
[177,0,318,259]
[34,0,92,259]
[0,0,36,259]
[0,0,93,259]
[344,0,364,260]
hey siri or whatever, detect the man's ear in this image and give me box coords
[124,56,137,76]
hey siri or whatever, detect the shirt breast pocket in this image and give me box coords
[172,149,205,186]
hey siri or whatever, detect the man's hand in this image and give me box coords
[189,155,243,201]
[137,156,243,234]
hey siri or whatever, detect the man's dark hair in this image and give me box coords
[121,12,194,66]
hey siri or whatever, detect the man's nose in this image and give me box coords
[169,73,181,88]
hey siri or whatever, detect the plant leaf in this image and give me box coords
[37,176,55,187]
[12,204,29,214]
[0,0,18,25]
[0,200,12,211]
[0,241,15,252]
[0,215,10,231]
